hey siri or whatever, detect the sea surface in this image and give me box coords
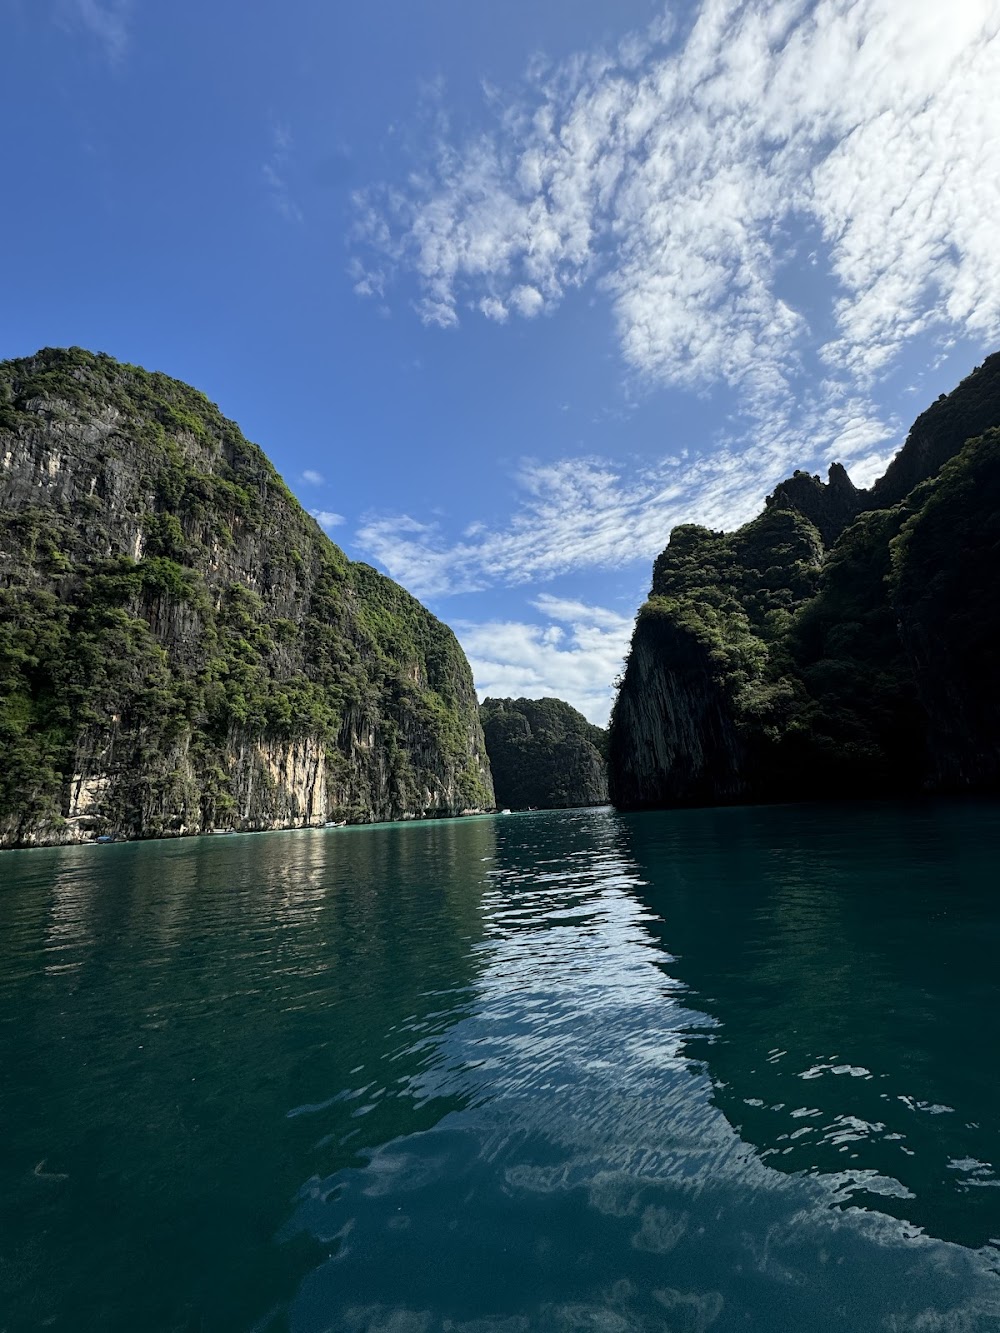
[1,802,999,1332]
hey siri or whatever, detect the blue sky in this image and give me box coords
[2,0,999,722]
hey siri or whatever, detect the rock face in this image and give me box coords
[0,348,493,847]
[610,352,1000,809]
[480,697,608,809]
[608,610,745,810]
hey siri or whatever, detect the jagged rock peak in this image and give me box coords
[765,462,862,546]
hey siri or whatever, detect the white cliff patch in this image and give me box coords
[256,737,328,826]
[67,774,110,818]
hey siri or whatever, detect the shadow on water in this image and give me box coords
[0,819,496,1333]
[619,799,1000,1251]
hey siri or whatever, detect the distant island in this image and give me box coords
[610,353,1000,808]
[480,696,608,810]
[0,348,493,848]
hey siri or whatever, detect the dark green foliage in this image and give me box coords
[778,508,926,792]
[641,506,824,741]
[0,588,74,828]
[652,506,824,619]
[763,463,863,546]
[888,428,1000,786]
[0,348,491,843]
[480,697,608,809]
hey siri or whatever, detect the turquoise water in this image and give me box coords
[1,802,999,1331]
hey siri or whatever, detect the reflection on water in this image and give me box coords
[622,801,1000,1250]
[1,804,999,1332]
[285,806,1000,1333]
[0,820,495,1332]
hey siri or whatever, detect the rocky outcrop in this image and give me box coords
[480,697,608,809]
[764,462,862,546]
[0,348,493,847]
[610,353,1000,810]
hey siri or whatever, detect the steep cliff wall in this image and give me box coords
[610,353,1000,809]
[480,697,608,809]
[889,427,1000,789]
[608,614,744,809]
[0,348,493,847]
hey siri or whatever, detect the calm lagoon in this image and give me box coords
[1,802,999,1331]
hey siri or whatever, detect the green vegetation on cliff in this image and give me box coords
[610,354,1000,808]
[0,348,493,846]
[480,697,608,810]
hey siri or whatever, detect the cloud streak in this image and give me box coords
[264,123,303,224]
[311,509,345,532]
[68,0,130,63]
[356,391,895,598]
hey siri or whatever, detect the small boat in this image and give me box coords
[500,809,511,815]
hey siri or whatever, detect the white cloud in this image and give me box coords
[356,391,896,598]
[511,284,545,318]
[458,595,635,725]
[353,0,1000,408]
[67,0,130,63]
[479,296,509,322]
[311,509,345,532]
[300,469,325,485]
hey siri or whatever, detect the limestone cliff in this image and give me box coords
[480,697,608,809]
[0,348,493,847]
[610,352,1000,809]
[608,612,745,810]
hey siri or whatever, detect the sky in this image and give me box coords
[2,0,999,723]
